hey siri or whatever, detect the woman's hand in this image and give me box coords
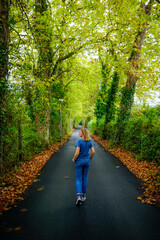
[90,147,95,160]
[72,147,80,163]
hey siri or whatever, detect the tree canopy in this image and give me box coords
[0,0,160,173]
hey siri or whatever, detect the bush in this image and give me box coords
[22,125,46,160]
[87,119,97,134]
[122,115,160,163]
[103,120,117,141]
[93,105,160,164]
[3,125,19,167]
[95,117,105,138]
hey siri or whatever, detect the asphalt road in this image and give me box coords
[0,128,160,240]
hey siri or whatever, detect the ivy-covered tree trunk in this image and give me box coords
[94,64,109,127]
[24,83,35,122]
[103,71,119,139]
[32,0,53,145]
[18,117,23,161]
[115,0,153,142]
[0,0,9,173]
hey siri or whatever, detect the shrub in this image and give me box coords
[122,115,160,163]
[103,120,117,141]
[22,125,46,160]
[87,119,97,134]
[93,105,160,164]
[96,117,105,138]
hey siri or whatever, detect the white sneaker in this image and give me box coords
[76,195,81,206]
[81,195,86,202]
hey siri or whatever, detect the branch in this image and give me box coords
[52,45,61,58]
[56,69,70,79]
[51,45,83,76]
[98,48,104,67]
[65,75,78,88]
[10,26,24,49]
[59,45,83,62]
[145,0,154,15]
[17,0,38,49]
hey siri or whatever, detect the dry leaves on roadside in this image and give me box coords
[0,135,70,215]
[92,134,160,206]
[37,186,45,191]
[64,176,69,179]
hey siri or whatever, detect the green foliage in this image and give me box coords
[115,84,136,142]
[103,120,117,142]
[87,119,97,134]
[102,71,119,138]
[1,0,160,174]
[94,67,107,122]
[122,115,160,164]
[95,117,105,138]
[14,165,21,171]
[141,105,160,120]
[3,124,19,166]
[0,0,9,171]
[22,124,46,159]
[102,106,160,164]
[50,108,62,142]
[104,72,119,123]
[88,117,106,138]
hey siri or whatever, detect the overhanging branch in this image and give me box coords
[51,45,83,76]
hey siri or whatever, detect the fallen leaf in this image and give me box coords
[137,196,142,200]
[37,186,45,191]
[64,176,69,179]
[20,208,28,212]
[1,182,6,186]
[116,166,120,168]
[14,227,21,231]
[5,228,13,232]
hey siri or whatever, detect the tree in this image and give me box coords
[94,79,107,125]
[103,71,119,137]
[0,0,9,173]
[16,0,98,145]
[115,0,158,142]
[94,48,111,127]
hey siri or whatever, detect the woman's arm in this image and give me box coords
[72,147,80,163]
[90,147,95,159]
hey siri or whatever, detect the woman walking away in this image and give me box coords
[72,128,95,206]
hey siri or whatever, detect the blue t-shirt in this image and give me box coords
[75,139,93,161]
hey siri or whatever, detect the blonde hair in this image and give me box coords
[81,128,91,141]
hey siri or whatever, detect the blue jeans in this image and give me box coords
[75,159,90,195]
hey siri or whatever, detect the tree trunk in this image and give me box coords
[115,1,153,142]
[33,0,52,145]
[103,71,119,139]
[24,83,35,121]
[0,0,9,174]
[94,65,109,127]
[18,117,23,161]
[35,96,50,146]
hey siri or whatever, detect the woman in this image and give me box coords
[72,127,95,206]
